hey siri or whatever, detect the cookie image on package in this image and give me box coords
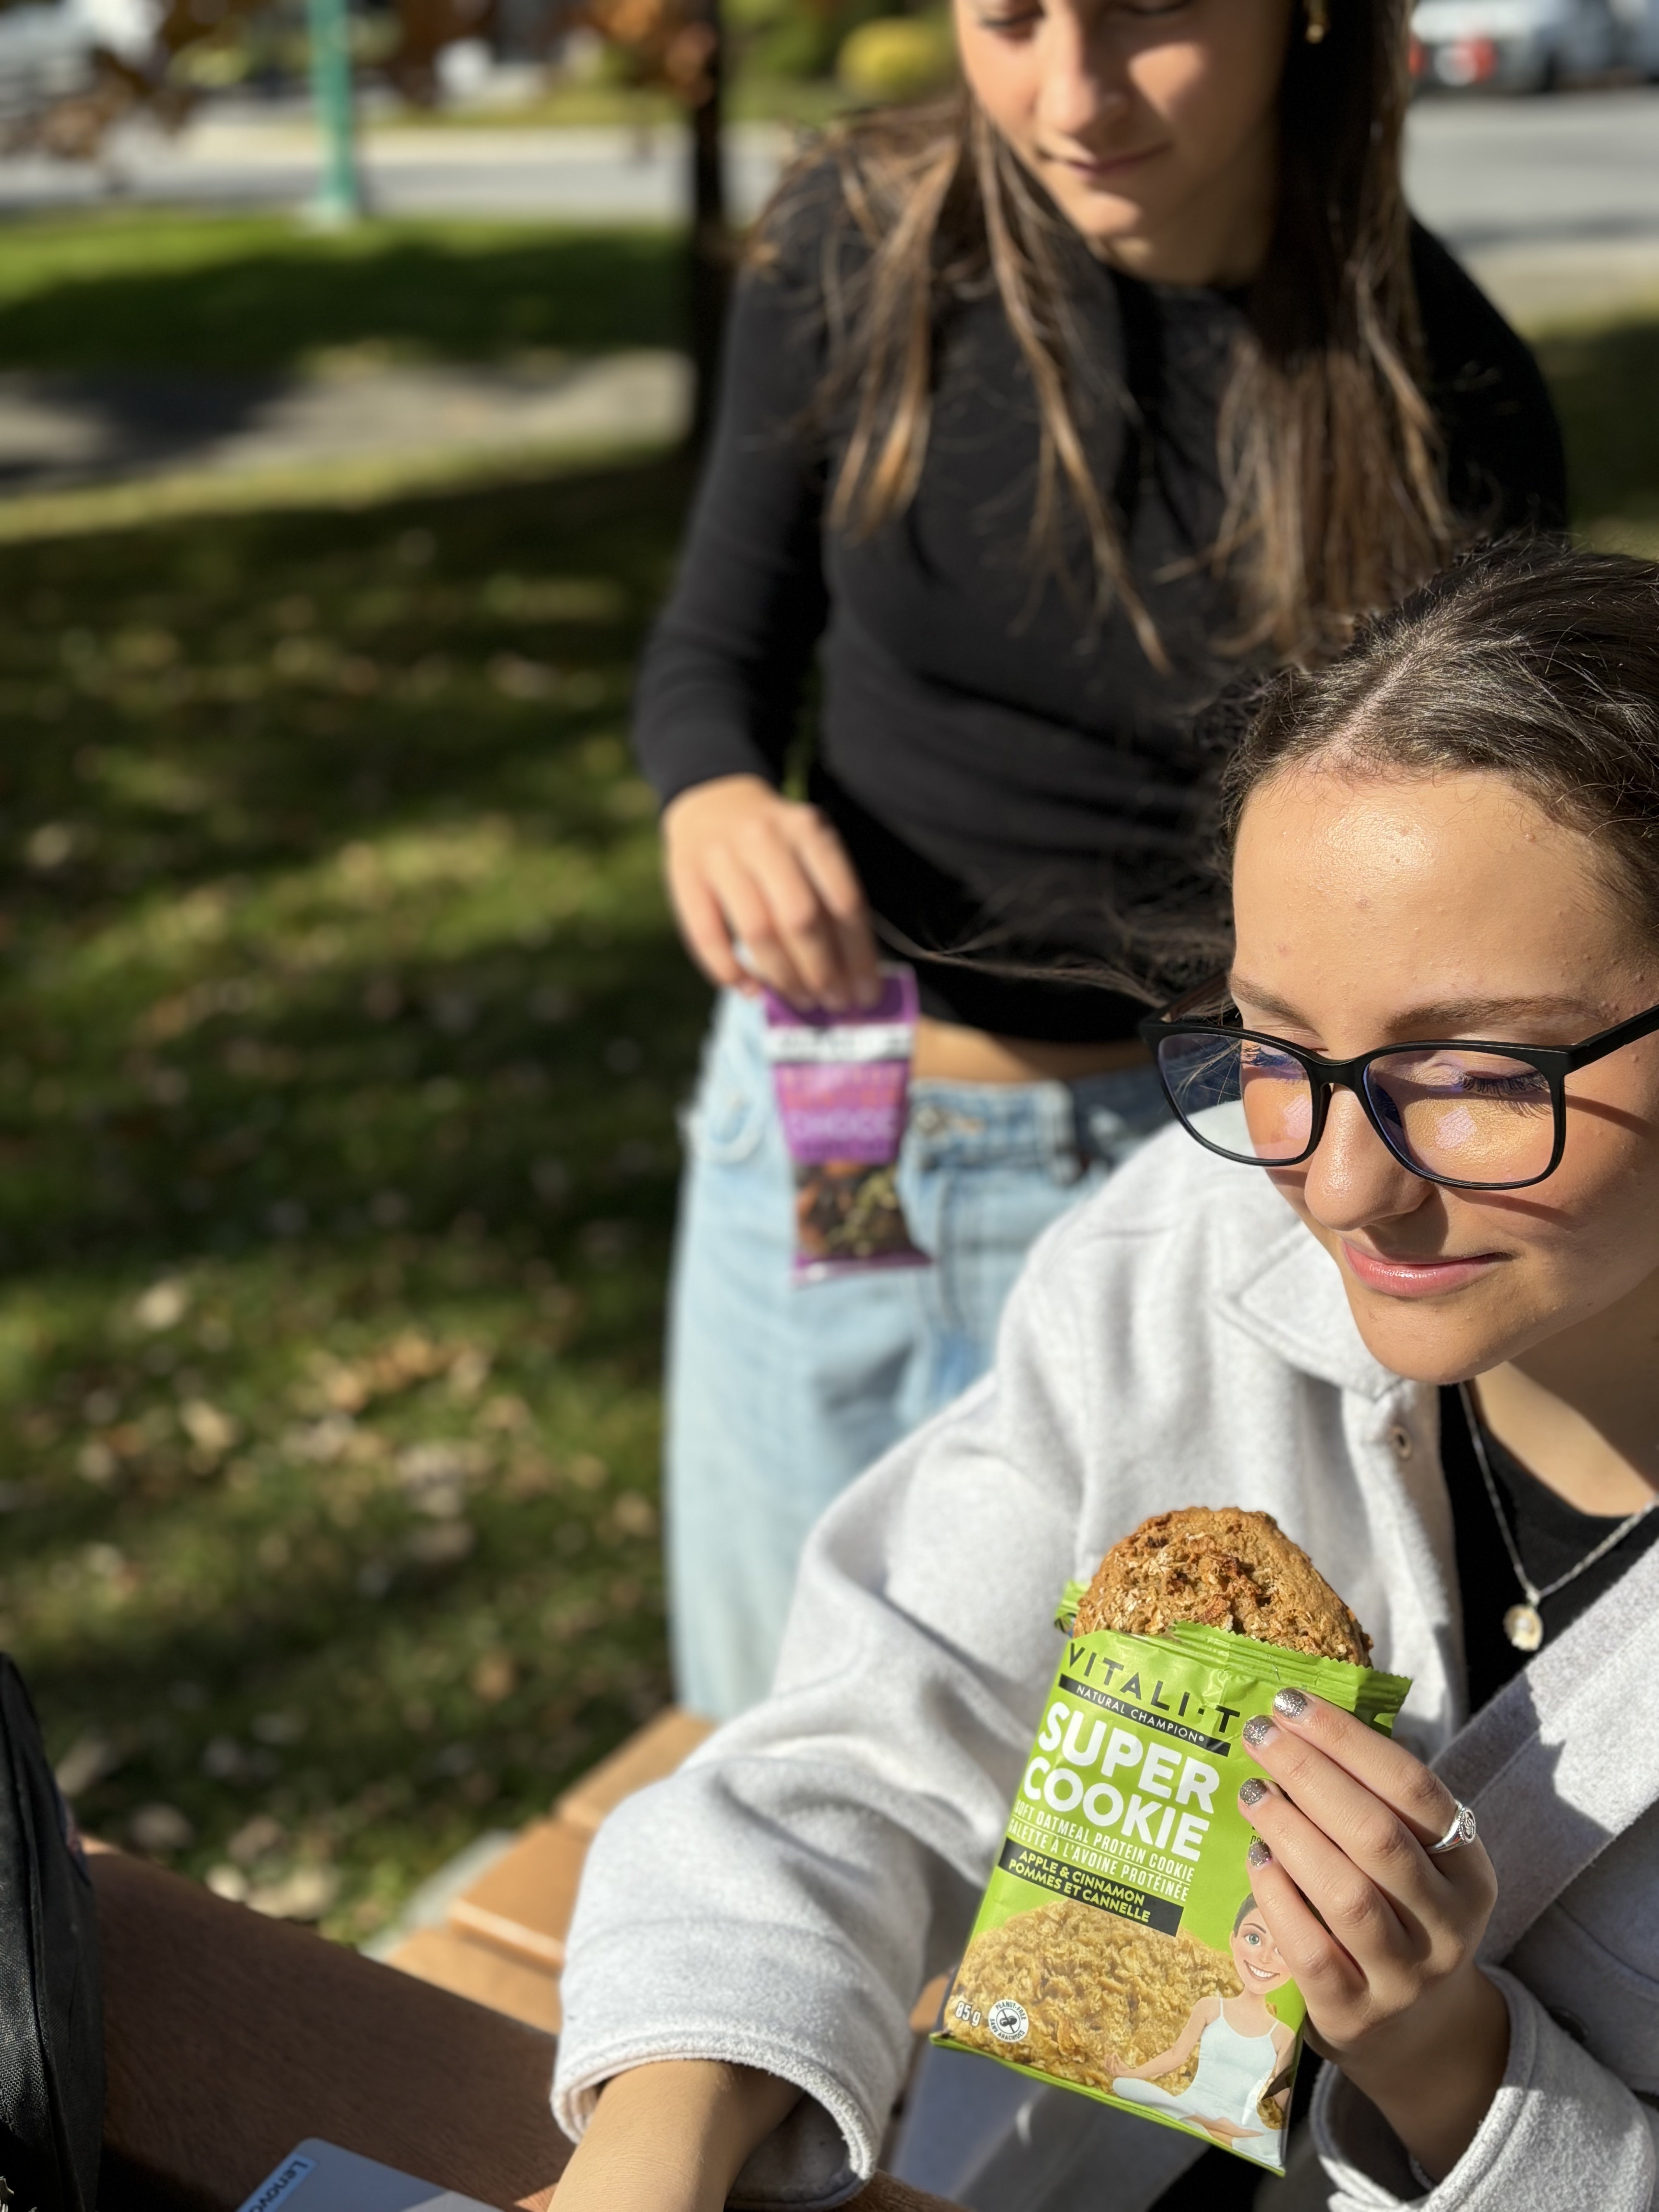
[1073,1506,1371,1666]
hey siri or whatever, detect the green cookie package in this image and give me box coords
[934,1595,1411,2174]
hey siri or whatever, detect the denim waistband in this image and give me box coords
[712,990,1168,1175]
[907,1063,1168,1171]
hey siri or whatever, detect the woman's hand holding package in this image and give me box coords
[552,2061,800,2212]
[1238,1691,1507,2184]
[663,774,880,1013]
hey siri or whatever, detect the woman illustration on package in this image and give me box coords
[1109,1898,1295,2160]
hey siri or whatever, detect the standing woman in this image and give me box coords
[641,0,1565,1720]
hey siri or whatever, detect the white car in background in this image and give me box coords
[1411,0,1619,88]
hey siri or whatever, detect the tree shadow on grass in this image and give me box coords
[0,223,687,491]
[0,449,711,1935]
[0,222,686,373]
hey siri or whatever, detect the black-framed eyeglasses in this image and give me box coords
[1137,991,1659,1192]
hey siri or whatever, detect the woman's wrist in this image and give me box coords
[662,773,779,827]
[553,2060,802,2212]
[1332,1964,1510,2186]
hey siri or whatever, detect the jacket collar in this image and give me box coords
[1211,1198,1401,1401]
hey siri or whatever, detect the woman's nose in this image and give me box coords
[1035,12,1128,141]
[1300,1087,1434,1234]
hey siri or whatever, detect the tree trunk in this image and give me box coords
[685,0,728,451]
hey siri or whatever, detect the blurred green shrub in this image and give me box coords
[836,12,955,101]
[727,0,879,82]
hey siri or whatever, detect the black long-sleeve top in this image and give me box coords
[635,173,1568,1041]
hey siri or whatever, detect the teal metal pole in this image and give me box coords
[306,0,363,225]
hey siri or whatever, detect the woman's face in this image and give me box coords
[1231,1911,1290,1993]
[954,0,1295,285]
[1230,768,1659,1386]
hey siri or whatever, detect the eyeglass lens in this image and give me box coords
[1156,1033,1558,1185]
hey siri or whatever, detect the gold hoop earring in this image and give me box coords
[1305,0,1328,41]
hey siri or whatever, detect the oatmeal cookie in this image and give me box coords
[1073,1506,1371,1664]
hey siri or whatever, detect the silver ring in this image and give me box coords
[1428,1801,1478,1855]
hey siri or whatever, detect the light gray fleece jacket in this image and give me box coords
[554,1128,1659,2211]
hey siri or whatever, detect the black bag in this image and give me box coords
[0,1658,103,2212]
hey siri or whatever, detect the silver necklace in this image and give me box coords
[1457,1381,1656,1653]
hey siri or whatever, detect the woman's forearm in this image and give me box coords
[553,2061,803,2212]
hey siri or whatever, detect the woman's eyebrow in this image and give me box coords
[1228,976,1595,1034]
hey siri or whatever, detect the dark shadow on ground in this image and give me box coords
[0,223,684,375]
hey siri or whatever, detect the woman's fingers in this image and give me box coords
[666,848,753,993]
[738,819,862,1008]
[1247,1692,1462,1851]
[1240,1743,1451,1935]
[790,813,881,1006]
[661,780,878,1012]
[1240,1838,1370,2019]
[1237,1695,1498,2022]
[700,841,817,1005]
[1241,1777,1417,1974]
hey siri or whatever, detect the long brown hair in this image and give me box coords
[764,0,1456,663]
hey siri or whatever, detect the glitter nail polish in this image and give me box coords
[1238,1777,1270,1807]
[1273,1686,1310,1721]
[1242,1715,1277,1750]
[1247,1838,1273,1869]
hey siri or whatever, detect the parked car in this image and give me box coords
[1410,0,1619,88]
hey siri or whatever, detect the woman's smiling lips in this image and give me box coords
[1044,143,1166,182]
[1341,1242,1505,1298]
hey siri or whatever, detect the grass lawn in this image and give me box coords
[0,210,1652,1943]
[0,213,682,374]
[0,449,704,1939]
[1535,308,1659,555]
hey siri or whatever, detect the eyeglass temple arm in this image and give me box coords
[1567,1000,1659,1070]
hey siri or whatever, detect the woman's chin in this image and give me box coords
[1340,1281,1520,1390]
[1038,179,1156,251]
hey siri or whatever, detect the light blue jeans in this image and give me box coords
[665,991,1170,1720]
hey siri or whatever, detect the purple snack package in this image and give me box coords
[763,965,932,1285]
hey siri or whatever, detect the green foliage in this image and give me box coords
[835,10,955,101]
[0,215,684,376]
[0,450,703,1938]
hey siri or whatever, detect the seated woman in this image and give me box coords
[551,538,1659,2212]
[1109,1896,1297,2163]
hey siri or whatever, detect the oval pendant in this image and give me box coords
[1504,1602,1544,1652]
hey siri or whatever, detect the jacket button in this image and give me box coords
[1388,1424,1413,1460]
